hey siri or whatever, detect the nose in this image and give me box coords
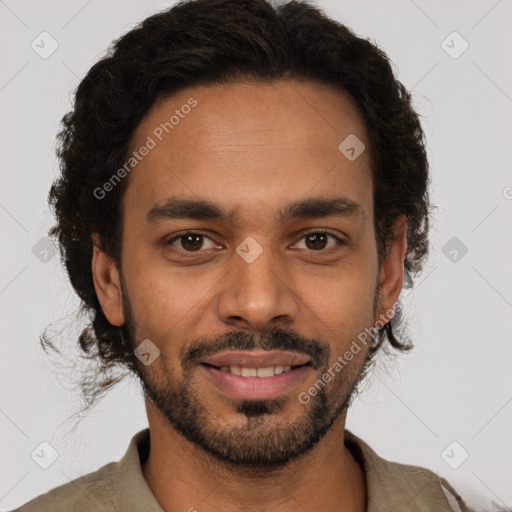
[215,243,300,332]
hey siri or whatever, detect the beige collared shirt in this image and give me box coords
[14,428,470,511]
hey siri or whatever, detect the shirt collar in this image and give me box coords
[108,427,454,511]
[106,428,164,511]
[344,428,455,511]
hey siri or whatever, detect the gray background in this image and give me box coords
[1,0,511,510]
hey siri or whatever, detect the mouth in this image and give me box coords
[201,349,311,369]
[200,350,312,400]
[201,362,310,377]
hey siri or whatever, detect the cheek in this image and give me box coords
[303,258,377,320]
[300,261,377,356]
[122,259,219,340]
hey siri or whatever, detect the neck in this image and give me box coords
[141,400,367,512]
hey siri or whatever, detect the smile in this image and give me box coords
[200,352,312,400]
[206,364,298,377]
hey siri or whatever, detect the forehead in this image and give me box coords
[123,79,373,226]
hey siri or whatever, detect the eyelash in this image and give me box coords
[165,229,346,256]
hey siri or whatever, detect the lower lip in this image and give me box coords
[201,364,310,400]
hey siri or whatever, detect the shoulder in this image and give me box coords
[13,428,156,512]
[344,429,471,512]
[378,456,470,511]
[12,462,117,512]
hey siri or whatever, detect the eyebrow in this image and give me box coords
[146,196,365,225]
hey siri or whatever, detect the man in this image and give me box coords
[16,0,470,510]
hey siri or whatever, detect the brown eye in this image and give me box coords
[305,232,328,250]
[167,232,217,252]
[293,231,346,252]
[179,233,203,251]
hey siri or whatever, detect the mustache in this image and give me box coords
[180,325,330,371]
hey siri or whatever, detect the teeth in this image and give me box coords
[217,365,296,377]
[241,367,257,377]
[229,365,241,375]
[256,366,275,377]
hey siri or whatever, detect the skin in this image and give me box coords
[91,79,407,512]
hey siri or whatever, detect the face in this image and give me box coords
[93,79,406,469]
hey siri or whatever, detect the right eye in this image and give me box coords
[166,231,221,254]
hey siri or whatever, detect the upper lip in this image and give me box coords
[201,350,311,368]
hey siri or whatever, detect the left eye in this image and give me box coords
[293,231,344,251]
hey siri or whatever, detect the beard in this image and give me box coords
[120,277,378,472]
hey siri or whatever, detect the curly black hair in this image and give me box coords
[44,0,432,410]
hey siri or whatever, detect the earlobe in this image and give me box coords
[91,233,125,326]
[376,215,408,321]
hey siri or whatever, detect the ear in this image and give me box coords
[376,214,408,322]
[91,233,125,326]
